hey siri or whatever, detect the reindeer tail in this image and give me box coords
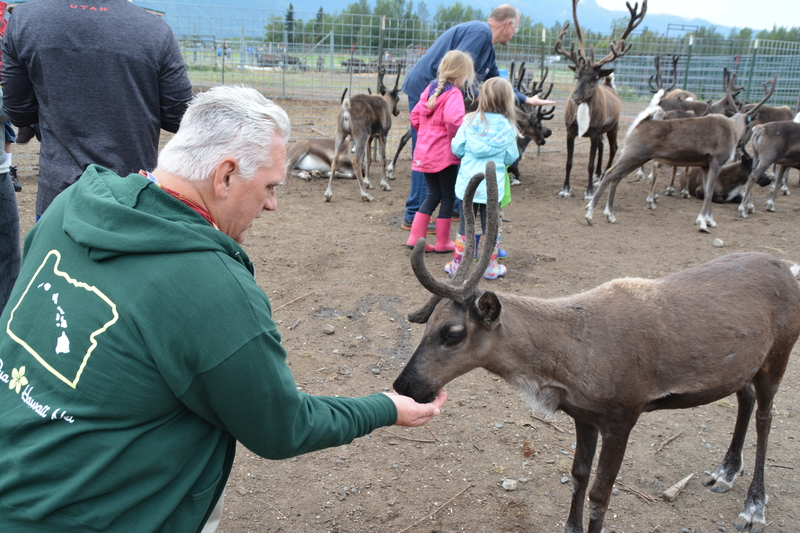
[341,98,352,131]
[787,261,800,278]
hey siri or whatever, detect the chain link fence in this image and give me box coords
[15,3,800,171]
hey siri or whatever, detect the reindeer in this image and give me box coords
[324,65,403,202]
[507,63,555,183]
[394,161,800,533]
[286,138,357,180]
[659,67,742,117]
[738,117,800,215]
[554,0,647,199]
[680,148,771,202]
[648,54,696,101]
[586,75,776,232]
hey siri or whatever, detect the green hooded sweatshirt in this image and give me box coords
[0,166,397,532]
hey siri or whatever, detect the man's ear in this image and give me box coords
[213,158,238,198]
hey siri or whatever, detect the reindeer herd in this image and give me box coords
[283,3,800,531]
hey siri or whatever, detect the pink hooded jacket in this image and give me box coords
[409,83,465,173]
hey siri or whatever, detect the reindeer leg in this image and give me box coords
[604,128,618,179]
[666,166,678,196]
[739,161,769,217]
[559,133,576,198]
[592,136,604,185]
[646,162,661,209]
[697,164,721,231]
[324,135,346,202]
[704,383,753,492]
[563,421,598,533]
[584,135,599,200]
[351,138,375,202]
[379,135,391,191]
[362,139,374,190]
[734,370,783,533]
[766,165,787,211]
[585,421,636,533]
[586,157,642,224]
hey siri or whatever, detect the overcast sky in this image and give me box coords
[594,0,799,30]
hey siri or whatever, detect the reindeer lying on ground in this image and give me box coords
[586,75,777,232]
[554,0,647,199]
[325,65,403,202]
[286,138,357,180]
[739,116,800,215]
[395,162,800,533]
[680,148,771,202]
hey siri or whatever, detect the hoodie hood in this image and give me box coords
[462,113,518,157]
[56,165,248,265]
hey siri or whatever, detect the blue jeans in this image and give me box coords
[404,95,460,221]
[404,94,427,223]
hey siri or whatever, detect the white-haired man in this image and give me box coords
[0,85,446,533]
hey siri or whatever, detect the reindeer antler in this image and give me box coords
[408,162,499,323]
[595,0,648,67]
[393,63,403,93]
[746,74,778,117]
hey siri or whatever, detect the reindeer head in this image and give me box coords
[555,0,647,105]
[514,64,555,145]
[378,64,403,117]
[393,163,501,403]
[708,68,746,116]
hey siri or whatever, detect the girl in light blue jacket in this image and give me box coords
[447,77,519,279]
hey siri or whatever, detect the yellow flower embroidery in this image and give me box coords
[10,366,28,394]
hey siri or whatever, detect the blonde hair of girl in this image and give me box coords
[427,50,476,109]
[467,77,520,135]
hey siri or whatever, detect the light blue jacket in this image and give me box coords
[451,112,519,204]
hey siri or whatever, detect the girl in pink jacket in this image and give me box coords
[405,50,475,252]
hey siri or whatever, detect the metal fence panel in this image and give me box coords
[14,4,800,171]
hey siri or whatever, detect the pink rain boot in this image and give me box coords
[405,212,434,252]
[433,218,455,253]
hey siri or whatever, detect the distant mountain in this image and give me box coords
[137,0,737,38]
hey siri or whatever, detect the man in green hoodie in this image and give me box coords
[0,85,447,533]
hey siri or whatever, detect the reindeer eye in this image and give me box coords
[440,324,466,346]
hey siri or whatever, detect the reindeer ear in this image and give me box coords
[598,68,614,78]
[474,291,501,323]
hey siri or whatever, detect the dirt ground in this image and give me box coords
[13,146,800,533]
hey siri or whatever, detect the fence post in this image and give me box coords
[377,15,386,94]
[683,34,693,90]
[746,39,759,101]
[329,30,334,72]
[282,30,288,98]
[539,28,546,156]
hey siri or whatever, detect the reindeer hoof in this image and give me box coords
[696,218,710,233]
[557,188,573,198]
[681,190,691,199]
[361,193,375,202]
[584,191,594,201]
[781,186,790,196]
[380,182,392,192]
[323,191,333,202]
[665,187,675,196]
[746,204,756,214]
[766,200,775,212]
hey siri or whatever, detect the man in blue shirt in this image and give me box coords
[400,4,555,228]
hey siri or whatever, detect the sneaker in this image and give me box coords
[10,166,21,192]
[510,178,521,186]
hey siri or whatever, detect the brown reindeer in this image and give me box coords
[586,74,776,232]
[324,65,403,202]
[286,138,357,180]
[680,148,771,202]
[739,118,800,215]
[394,161,800,533]
[555,0,647,199]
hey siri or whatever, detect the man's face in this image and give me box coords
[498,17,519,45]
[219,135,286,244]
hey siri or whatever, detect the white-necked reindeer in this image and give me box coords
[555,0,647,200]
[324,65,403,202]
[395,161,800,533]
